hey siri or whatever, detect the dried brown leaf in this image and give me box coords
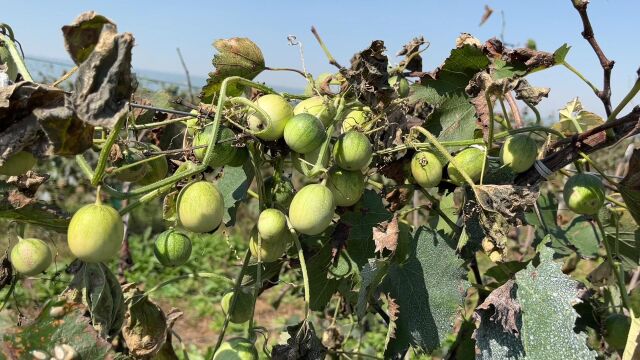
[373,215,400,253]
[513,79,550,105]
[343,40,394,110]
[0,254,12,290]
[61,11,115,64]
[122,284,168,358]
[6,171,49,195]
[397,36,426,72]
[473,279,521,336]
[479,5,494,26]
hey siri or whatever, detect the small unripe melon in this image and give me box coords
[177,181,224,233]
[257,208,288,241]
[289,184,335,235]
[447,147,485,185]
[220,287,254,323]
[193,126,237,167]
[248,226,287,263]
[10,238,52,276]
[333,131,373,171]
[563,173,605,215]
[153,229,192,267]
[283,113,326,154]
[213,337,258,360]
[499,134,538,173]
[68,201,124,263]
[411,151,442,189]
[326,168,365,207]
[247,94,293,141]
[293,96,336,126]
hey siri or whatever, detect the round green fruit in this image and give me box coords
[247,94,293,141]
[220,287,254,324]
[293,96,336,126]
[153,229,192,267]
[0,151,36,176]
[113,148,148,182]
[604,313,631,351]
[326,168,365,207]
[137,144,169,186]
[213,338,258,360]
[411,151,443,189]
[447,147,485,186]
[10,238,52,276]
[292,146,329,176]
[226,147,248,167]
[258,208,288,241]
[333,131,373,171]
[68,200,124,263]
[177,181,224,233]
[284,113,326,154]
[249,226,287,263]
[264,176,295,208]
[289,184,335,235]
[499,134,538,173]
[193,126,237,167]
[342,108,373,132]
[563,173,605,215]
[389,75,410,97]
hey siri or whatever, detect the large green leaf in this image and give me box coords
[341,189,392,267]
[306,237,340,312]
[564,216,600,258]
[409,44,489,148]
[475,244,597,359]
[217,162,254,226]
[0,300,123,359]
[356,258,389,318]
[381,226,468,356]
[200,38,265,102]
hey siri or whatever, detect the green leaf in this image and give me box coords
[381,226,468,356]
[552,97,604,136]
[409,44,489,148]
[341,189,392,267]
[61,262,125,339]
[305,237,340,312]
[600,207,640,271]
[619,148,640,226]
[1,300,122,359]
[475,244,597,359]
[493,58,526,80]
[356,258,389,318]
[515,245,597,359]
[217,162,255,226]
[553,43,571,64]
[200,38,265,103]
[564,216,600,258]
[525,190,570,253]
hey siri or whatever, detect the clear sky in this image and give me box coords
[3,0,639,119]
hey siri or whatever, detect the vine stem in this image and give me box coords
[310,26,342,69]
[606,77,640,124]
[91,115,126,186]
[0,31,33,81]
[562,62,600,95]
[213,249,252,356]
[246,143,265,340]
[129,116,192,130]
[287,217,310,320]
[595,215,630,310]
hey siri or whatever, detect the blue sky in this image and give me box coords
[3,0,639,119]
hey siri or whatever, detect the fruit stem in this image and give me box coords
[498,96,513,130]
[91,115,127,186]
[287,217,311,319]
[213,249,252,355]
[95,186,102,206]
[595,215,631,310]
[562,61,601,96]
[486,93,496,150]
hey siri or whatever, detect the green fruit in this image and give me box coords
[499,134,538,173]
[289,184,335,235]
[389,75,410,97]
[113,147,148,182]
[411,151,443,188]
[10,238,52,276]
[226,147,248,167]
[264,176,295,208]
[68,199,124,263]
[213,338,258,360]
[326,168,365,207]
[257,208,288,241]
[283,113,326,154]
[342,109,373,132]
[292,146,329,176]
[153,229,192,267]
[249,226,287,262]
[220,287,254,324]
[333,131,373,171]
[137,144,169,186]
[293,96,336,126]
[447,147,485,186]
[193,126,237,167]
[563,173,605,215]
[0,151,36,176]
[247,94,293,141]
[604,313,631,351]
[177,181,224,233]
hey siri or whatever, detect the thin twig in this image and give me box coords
[310,26,342,69]
[505,92,523,128]
[52,65,78,87]
[176,48,195,103]
[571,0,615,116]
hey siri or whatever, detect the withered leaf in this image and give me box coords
[473,280,521,336]
[200,38,266,103]
[122,284,168,358]
[0,254,12,290]
[34,105,95,156]
[384,293,400,350]
[6,171,49,196]
[343,40,394,110]
[479,5,494,26]
[271,321,327,360]
[513,78,550,106]
[71,27,135,128]
[397,36,426,72]
[373,214,400,253]
[62,11,116,65]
